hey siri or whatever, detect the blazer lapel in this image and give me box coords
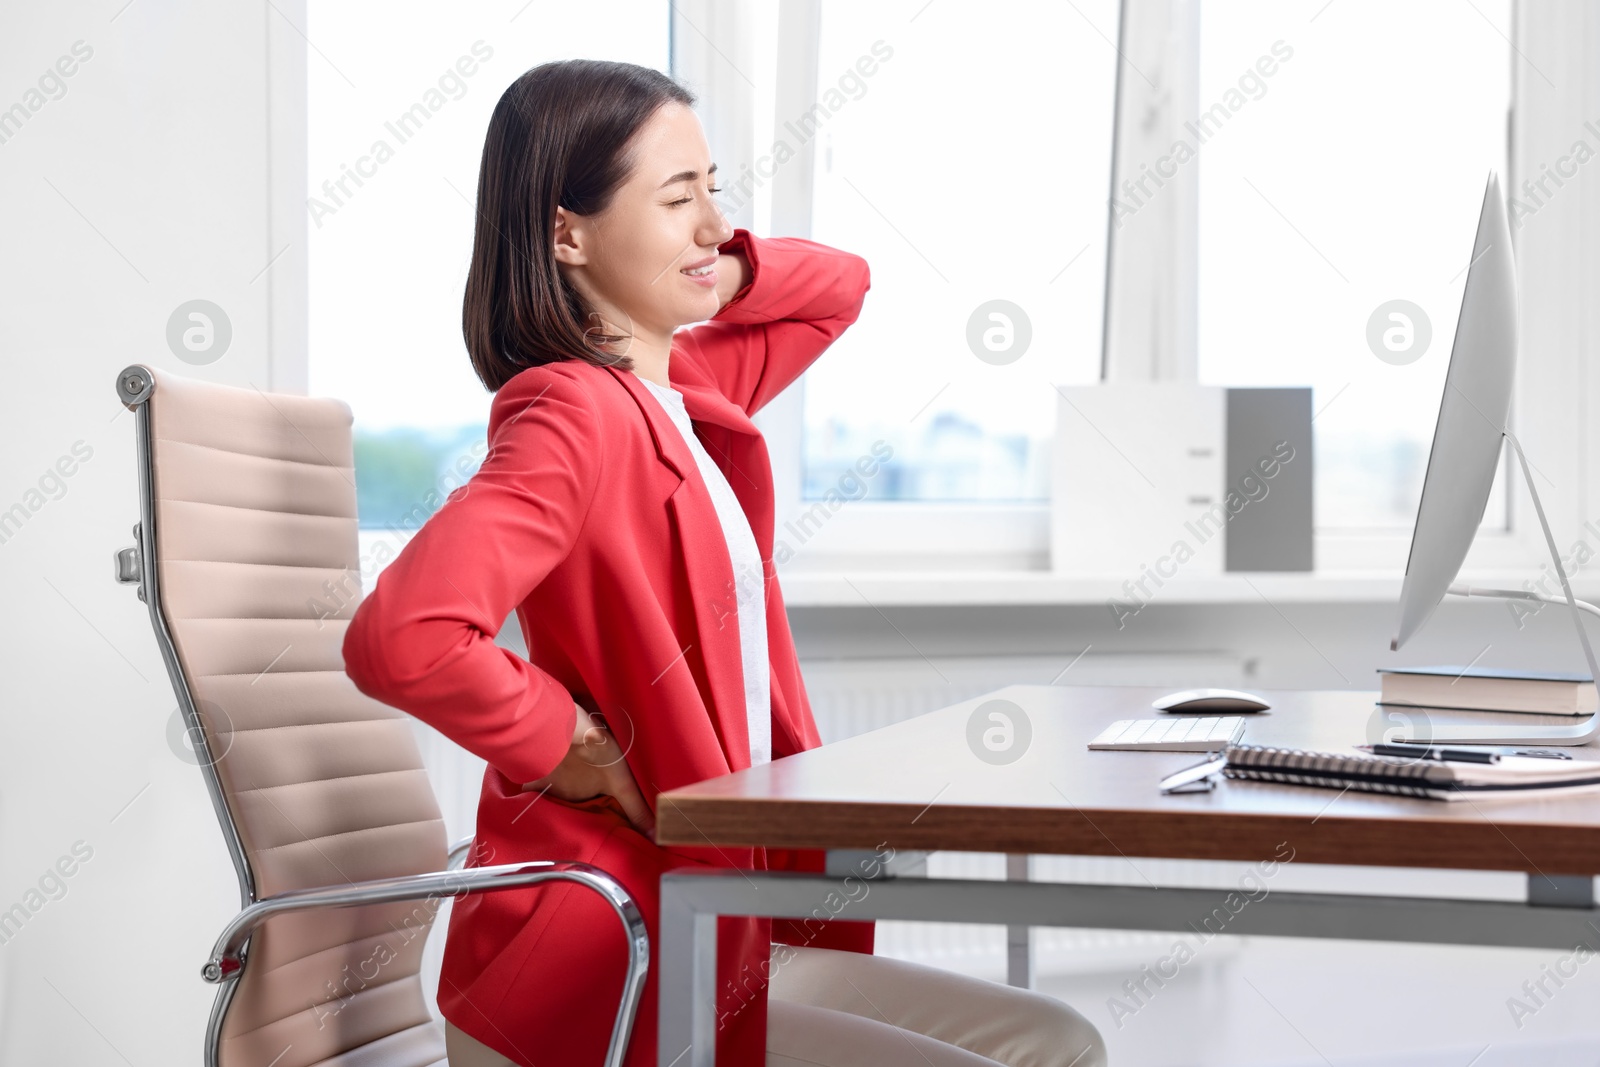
[605,366,757,772]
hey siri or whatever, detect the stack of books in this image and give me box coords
[1377,665,1597,716]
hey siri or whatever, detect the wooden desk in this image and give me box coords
[659,684,1600,871]
[655,685,1600,1066]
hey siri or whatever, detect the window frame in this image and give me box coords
[308,1,1593,587]
[756,0,1582,580]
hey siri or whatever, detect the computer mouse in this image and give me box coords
[1152,688,1271,713]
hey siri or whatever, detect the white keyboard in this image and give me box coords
[1087,716,1247,751]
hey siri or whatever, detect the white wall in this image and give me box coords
[0,2,305,1063]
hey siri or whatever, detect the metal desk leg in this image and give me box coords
[659,876,720,1067]
[1006,853,1033,989]
[659,864,1600,1065]
[660,853,931,1066]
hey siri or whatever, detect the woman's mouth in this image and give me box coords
[680,263,718,288]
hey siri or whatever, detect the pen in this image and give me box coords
[1356,743,1573,760]
[1356,742,1501,764]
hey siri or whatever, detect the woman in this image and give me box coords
[342,58,1107,1067]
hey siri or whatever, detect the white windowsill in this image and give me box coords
[774,569,1591,608]
[355,531,1578,609]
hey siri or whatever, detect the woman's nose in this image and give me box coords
[702,201,733,242]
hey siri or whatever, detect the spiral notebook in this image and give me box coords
[1160,743,1600,801]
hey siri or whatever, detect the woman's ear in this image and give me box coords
[552,205,586,267]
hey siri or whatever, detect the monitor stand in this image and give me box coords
[1388,431,1600,746]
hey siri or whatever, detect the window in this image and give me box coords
[311,1,1572,582]
[767,0,1551,576]
[1195,0,1513,533]
[800,0,1120,504]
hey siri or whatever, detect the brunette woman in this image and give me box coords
[343,58,1107,1067]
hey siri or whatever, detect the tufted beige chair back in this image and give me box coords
[116,364,451,1067]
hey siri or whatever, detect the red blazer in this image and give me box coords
[342,228,874,1067]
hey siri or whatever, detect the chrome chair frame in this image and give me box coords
[113,365,648,1067]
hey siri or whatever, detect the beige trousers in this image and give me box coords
[444,943,1107,1067]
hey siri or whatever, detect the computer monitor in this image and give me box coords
[1387,171,1600,745]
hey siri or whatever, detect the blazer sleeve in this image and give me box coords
[673,227,871,417]
[340,369,602,786]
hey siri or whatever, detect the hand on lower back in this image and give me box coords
[521,710,655,840]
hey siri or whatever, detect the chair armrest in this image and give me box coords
[202,859,646,983]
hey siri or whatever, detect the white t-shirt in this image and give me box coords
[638,375,772,766]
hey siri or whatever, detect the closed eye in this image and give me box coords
[670,185,723,206]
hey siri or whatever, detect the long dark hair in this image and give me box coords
[463,59,695,392]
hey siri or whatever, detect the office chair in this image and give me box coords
[111,364,647,1067]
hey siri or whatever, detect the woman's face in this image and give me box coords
[552,101,733,345]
